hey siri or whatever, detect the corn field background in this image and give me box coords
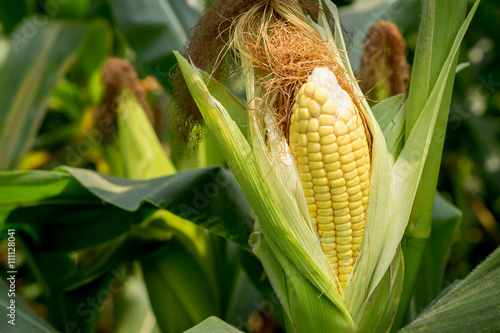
[0,0,499,332]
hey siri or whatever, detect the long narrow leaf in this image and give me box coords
[371,94,405,132]
[395,0,471,327]
[107,0,199,90]
[400,246,500,332]
[0,167,253,251]
[174,52,355,330]
[412,193,462,313]
[0,280,58,332]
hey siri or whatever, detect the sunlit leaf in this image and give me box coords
[184,316,243,333]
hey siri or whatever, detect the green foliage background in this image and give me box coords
[0,0,498,332]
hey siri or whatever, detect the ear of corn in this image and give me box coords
[97,90,176,179]
[174,0,478,331]
[175,52,356,331]
[289,68,371,292]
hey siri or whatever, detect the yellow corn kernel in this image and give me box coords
[289,68,371,293]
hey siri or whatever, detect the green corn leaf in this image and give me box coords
[108,0,195,60]
[0,166,253,294]
[113,264,161,333]
[184,316,244,333]
[239,243,285,327]
[0,166,253,252]
[412,193,462,315]
[0,18,111,171]
[45,270,115,333]
[26,218,168,292]
[217,246,264,329]
[371,94,405,133]
[142,239,218,333]
[141,213,262,333]
[399,246,500,332]
[0,279,58,332]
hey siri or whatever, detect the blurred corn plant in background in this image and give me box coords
[0,0,499,333]
[0,1,265,332]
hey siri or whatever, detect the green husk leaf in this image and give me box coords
[357,247,404,333]
[395,0,472,328]
[184,316,243,333]
[371,94,406,162]
[199,71,248,140]
[384,104,406,164]
[251,230,353,333]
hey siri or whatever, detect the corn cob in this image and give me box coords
[289,68,371,292]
